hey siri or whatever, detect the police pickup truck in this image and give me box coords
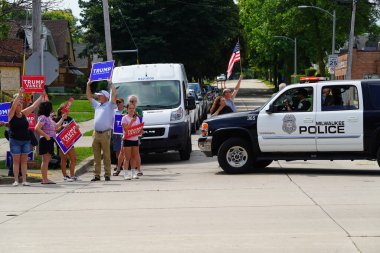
[198,80,380,173]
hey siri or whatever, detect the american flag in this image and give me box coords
[226,41,241,79]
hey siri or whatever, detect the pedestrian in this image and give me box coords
[8,88,44,186]
[122,103,143,180]
[113,98,126,176]
[86,79,117,181]
[128,95,143,176]
[54,104,80,182]
[279,82,286,91]
[35,101,67,184]
[221,74,243,113]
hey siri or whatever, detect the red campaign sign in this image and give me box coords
[57,121,81,149]
[27,113,36,131]
[21,75,45,93]
[123,123,144,140]
[61,97,74,114]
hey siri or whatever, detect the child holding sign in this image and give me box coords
[122,103,143,180]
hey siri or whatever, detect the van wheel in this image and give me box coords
[218,138,253,174]
[179,135,192,160]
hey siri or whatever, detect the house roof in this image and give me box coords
[43,19,71,59]
[73,43,89,68]
[0,39,24,63]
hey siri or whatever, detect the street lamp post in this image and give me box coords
[298,5,336,80]
[273,36,297,75]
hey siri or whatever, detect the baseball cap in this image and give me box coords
[95,90,110,99]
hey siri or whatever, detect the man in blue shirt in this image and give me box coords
[86,80,116,181]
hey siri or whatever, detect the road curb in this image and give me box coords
[75,157,93,177]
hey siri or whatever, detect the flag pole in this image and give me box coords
[238,39,242,75]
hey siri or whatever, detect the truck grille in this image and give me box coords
[142,128,165,138]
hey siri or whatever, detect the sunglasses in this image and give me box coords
[116,101,122,104]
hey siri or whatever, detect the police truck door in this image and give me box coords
[257,86,317,152]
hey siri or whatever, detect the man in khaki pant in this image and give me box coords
[86,80,116,181]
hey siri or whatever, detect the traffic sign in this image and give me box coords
[26,52,59,86]
[328,54,338,68]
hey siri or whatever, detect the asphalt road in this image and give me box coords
[1,79,380,253]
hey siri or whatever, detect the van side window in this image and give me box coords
[321,85,359,111]
[368,83,380,109]
[272,87,313,113]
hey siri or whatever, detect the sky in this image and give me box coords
[62,0,82,19]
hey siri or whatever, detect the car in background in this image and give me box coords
[189,82,207,121]
[217,74,226,81]
[189,89,200,133]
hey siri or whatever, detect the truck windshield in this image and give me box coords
[115,80,181,110]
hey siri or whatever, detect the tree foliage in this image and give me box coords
[239,0,380,84]
[79,0,240,80]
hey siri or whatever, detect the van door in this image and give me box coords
[316,83,363,151]
[257,86,317,152]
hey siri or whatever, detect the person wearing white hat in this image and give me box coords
[86,80,117,181]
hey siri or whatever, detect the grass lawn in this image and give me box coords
[0,129,4,138]
[51,98,94,123]
[83,130,93,136]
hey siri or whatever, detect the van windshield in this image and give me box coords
[115,80,181,110]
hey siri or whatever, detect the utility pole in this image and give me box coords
[32,0,41,73]
[102,0,113,61]
[346,0,357,80]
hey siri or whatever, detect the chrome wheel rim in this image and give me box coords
[226,146,248,168]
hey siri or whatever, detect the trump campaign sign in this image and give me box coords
[113,114,123,135]
[123,122,144,140]
[26,113,36,130]
[90,60,115,82]
[61,97,74,114]
[21,75,45,93]
[0,102,10,123]
[56,120,82,154]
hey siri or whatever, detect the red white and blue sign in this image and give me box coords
[21,75,45,93]
[6,151,34,168]
[0,102,11,123]
[113,114,123,135]
[56,120,82,154]
[90,60,115,82]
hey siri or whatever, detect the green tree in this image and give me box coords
[79,0,240,80]
[239,0,380,85]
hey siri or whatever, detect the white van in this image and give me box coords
[112,63,196,160]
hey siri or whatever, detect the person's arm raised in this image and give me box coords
[22,90,46,116]
[109,80,117,104]
[86,79,93,102]
[231,75,243,99]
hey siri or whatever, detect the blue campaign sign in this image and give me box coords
[0,102,11,123]
[6,151,34,168]
[113,114,123,135]
[90,60,115,82]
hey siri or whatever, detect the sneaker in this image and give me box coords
[12,181,19,187]
[63,176,74,182]
[91,176,101,182]
[124,171,131,180]
[22,182,30,186]
[137,172,143,176]
[133,173,139,179]
[71,176,81,181]
[105,176,111,181]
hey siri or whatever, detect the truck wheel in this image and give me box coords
[179,135,192,160]
[218,138,253,174]
[253,160,273,169]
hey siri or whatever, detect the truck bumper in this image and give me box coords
[140,122,188,153]
[198,136,213,157]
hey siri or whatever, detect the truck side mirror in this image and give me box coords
[266,104,274,114]
[186,96,196,110]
